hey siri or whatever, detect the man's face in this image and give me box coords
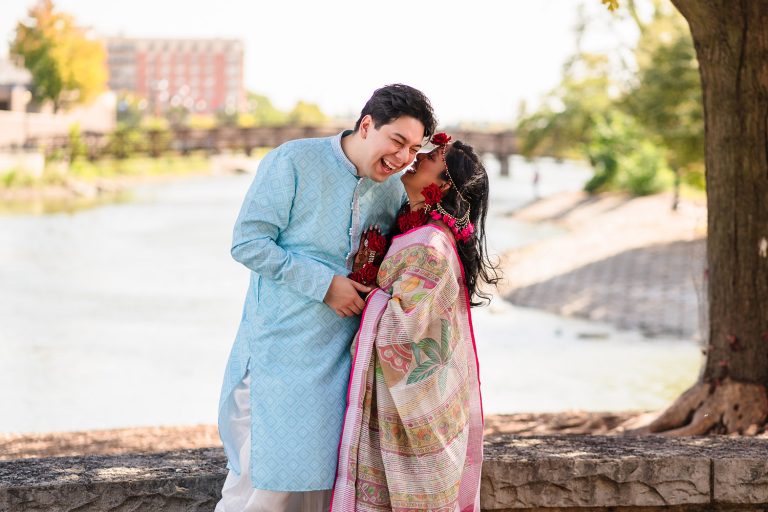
[357,115,425,182]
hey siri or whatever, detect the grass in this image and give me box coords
[0,153,215,190]
[2,168,39,188]
[0,190,133,216]
[0,151,255,215]
[68,154,212,180]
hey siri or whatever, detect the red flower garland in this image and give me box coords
[366,229,387,253]
[429,209,475,242]
[348,226,390,287]
[359,262,378,283]
[348,262,379,286]
[397,208,428,234]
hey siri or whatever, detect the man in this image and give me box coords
[216,84,437,511]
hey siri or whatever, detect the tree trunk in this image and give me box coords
[646,0,768,435]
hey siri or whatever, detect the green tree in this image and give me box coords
[11,0,107,111]
[67,123,88,162]
[116,93,146,129]
[622,0,704,206]
[245,92,287,126]
[585,111,673,195]
[517,51,617,160]
[518,0,702,199]
[106,124,148,159]
[286,100,328,127]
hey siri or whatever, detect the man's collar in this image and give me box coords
[331,130,359,177]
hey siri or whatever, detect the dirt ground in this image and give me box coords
[0,411,662,461]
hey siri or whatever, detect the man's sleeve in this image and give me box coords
[230,149,335,302]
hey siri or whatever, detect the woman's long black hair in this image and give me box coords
[439,140,501,306]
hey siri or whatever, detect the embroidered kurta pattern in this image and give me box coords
[219,132,406,491]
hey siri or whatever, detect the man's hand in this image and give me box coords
[324,275,372,317]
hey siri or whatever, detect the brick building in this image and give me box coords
[106,37,244,114]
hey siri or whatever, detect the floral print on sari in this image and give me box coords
[332,225,483,512]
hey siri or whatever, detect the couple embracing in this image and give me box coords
[215,84,500,512]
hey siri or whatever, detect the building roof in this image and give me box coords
[105,36,243,53]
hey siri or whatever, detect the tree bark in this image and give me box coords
[670,0,768,384]
[645,0,768,434]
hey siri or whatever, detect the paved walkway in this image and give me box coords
[501,192,707,340]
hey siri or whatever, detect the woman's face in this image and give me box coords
[401,147,449,200]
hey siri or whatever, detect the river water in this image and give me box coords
[0,156,702,433]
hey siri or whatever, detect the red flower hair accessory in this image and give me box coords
[431,132,452,146]
[421,183,444,207]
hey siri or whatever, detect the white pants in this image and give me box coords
[215,372,332,512]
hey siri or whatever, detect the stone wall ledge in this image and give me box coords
[2,435,768,511]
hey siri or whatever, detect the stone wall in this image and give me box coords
[2,435,768,511]
[482,435,768,510]
[0,449,224,512]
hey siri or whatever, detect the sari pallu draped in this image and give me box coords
[331,224,483,512]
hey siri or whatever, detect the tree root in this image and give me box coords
[632,378,768,436]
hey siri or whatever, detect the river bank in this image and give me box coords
[0,153,259,215]
[501,190,707,339]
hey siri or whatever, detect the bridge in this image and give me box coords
[171,126,517,175]
[26,125,519,176]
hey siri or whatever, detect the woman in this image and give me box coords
[332,134,500,511]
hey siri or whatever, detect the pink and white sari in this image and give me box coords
[331,224,483,512]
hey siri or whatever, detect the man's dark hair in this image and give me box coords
[354,84,437,139]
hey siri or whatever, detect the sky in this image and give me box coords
[3,0,640,125]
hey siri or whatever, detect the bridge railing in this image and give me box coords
[18,125,518,175]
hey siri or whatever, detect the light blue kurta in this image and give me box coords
[218,131,405,491]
